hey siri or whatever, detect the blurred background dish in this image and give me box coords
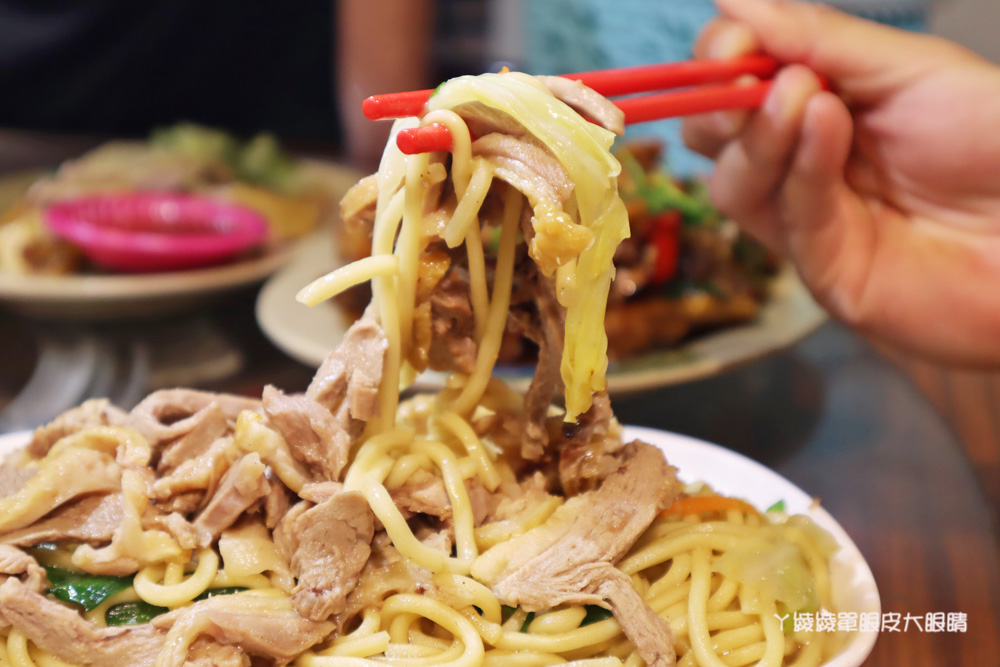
[0,124,347,278]
[0,129,362,319]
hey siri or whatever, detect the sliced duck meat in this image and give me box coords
[388,471,491,527]
[150,511,211,551]
[0,493,122,547]
[193,453,270,540]
[474,133,592,278]
[0,578,166,667]
[262,387,349,482]
[296,481,342,504]
[263,478,293,530]
[335,533,436,632]
[0,545,46,594]
[472,442,680,667]
[151,592,334,666]
[262,313,387,483]
[157,402,230,472]
[389,469,449,519]
[127,389,259,453]
[306,310,387,421]
[151,436,238,504]
[155,490,203,516]
[427,264,478,374]
[558,391,623,495]
[27,398,127,459]
[186,637,249,667]
[0,455,37,499]
[472,132,574,206]
[539,76,626,136]
[275,488,374,621]
[518,264,566,461]
[0,448,120,533]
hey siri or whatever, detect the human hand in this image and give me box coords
[683,0,1000,366]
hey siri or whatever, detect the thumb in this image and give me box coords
[778,91,872,321]
[714,0,964,102]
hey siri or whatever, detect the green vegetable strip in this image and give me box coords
[45,562,248,620]
[103,587,247,626]
[520,611,536,632]
[44,567,133,612]
[581,605,613,626]
[194,586,248,601]
[105,601,168,627]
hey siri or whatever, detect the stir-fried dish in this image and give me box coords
[0,124,335,276]
[0,73,840,667]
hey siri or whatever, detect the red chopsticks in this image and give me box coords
[362,55,811,155]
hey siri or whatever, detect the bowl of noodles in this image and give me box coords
[0,71,874,666]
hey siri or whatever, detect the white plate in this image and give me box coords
[257,239,827,392]
[0,424,878,666]
[0,160,362,320]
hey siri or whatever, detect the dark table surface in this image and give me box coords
[1,132,998,666]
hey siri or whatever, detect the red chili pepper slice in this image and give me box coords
[650,210,681,284]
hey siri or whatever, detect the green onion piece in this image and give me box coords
[193,587,248,601]
[766,500,787,513]
[44,567,133,612]
[105,600,168,626]
[520,611,536,632]
[581,605,613,626]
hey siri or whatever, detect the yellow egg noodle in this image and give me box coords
[0,72,842,667]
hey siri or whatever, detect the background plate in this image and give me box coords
[0,160,361,320]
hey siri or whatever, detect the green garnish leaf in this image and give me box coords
[102,587,247,626]
[581,605,613,626]
[105,600,168,626]
[44,567,133,612]
[499,605,536,632]
[767,500,787,513]
[193,586,247,601]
